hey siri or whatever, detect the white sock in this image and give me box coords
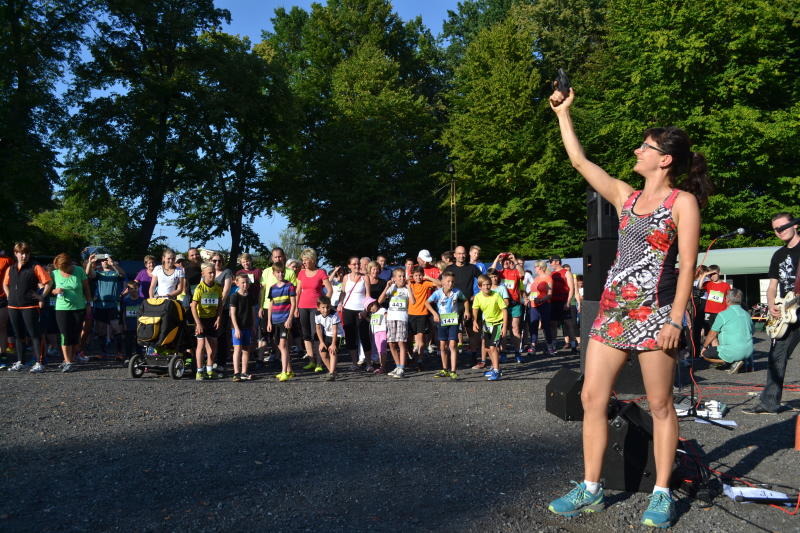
[653,485,670,496]
[584,480,601,494]
[206,365,213,373]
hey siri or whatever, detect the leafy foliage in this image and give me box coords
[263,0,448,263]
[0,0,89,248]
[60,0,230,252]
[442,2,605,257]
[170,31,287,265]
[7,0,800,262]
[580,0,800,247]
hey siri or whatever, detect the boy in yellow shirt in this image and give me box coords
[191,263,222,380]
[472,275,508,381]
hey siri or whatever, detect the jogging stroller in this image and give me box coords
[129,298,194,379]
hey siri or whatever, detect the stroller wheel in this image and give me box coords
[129,354,145,378]
[168,354,186,380]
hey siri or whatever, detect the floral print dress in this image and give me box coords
[590,189,681,351]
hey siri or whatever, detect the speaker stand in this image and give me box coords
[677,354,733,431]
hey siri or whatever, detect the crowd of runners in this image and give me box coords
[0,243,583,380]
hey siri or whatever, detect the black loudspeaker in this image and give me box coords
[546,367,584,421]
[603,401,657,492]
[586,188,619,240]
[582,239,618,301]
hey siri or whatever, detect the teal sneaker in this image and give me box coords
[641,491,675,528]
[548,482,605,517]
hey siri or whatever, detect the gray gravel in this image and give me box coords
[1,332,798,532]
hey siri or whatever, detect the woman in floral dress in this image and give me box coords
[546,87,712,528]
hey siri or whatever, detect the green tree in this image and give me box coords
[441,0,516,68]
[61,0,230,252]
[442,2,605,258]
[0,0,90,248]
[29,180,135,257]
[263,0,448,263]
[170,31,288,266]
[580,0,800,247]
[269,226,306,263]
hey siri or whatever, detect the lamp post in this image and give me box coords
[447,163,456,251]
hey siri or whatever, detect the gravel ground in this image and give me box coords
[1,332,798,532]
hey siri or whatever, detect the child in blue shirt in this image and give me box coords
[426,271,470,379]
[121,280,143,362]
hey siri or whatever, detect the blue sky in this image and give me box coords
[154,0,458,252]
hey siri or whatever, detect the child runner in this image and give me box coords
[408,265,438,369]
[328,266,345,308]
[378,268,415,378]
[315,296,342,381]
[472,268,510,369]
[426,271,469,379]
[490,252,525,362]
[236,252,263,360]
[366,298,388,373]
[267,266,296,381]
[191,263,222,380]
[230,273,258,381]
[472,274,509,381]
[121,281,143,363]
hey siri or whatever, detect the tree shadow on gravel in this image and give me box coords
[0,409,566,533]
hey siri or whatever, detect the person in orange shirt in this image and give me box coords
[0,250,12,358]
[3,242,52,372]
[407,265,440,368]
[526,260,554,355]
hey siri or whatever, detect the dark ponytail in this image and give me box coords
[681,152,713,209]
[643,127,714,208]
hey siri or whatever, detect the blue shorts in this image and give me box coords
[231,328,252,346]
[437,324,459,342]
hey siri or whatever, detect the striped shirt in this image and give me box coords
[268,282,296,324]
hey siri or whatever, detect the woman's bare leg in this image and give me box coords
[638,349,678,488]
[581,339,629,482]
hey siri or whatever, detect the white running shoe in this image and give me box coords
[389,367,405,379]
[29,363,46,373]
[10,361,25,372]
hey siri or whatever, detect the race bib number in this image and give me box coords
[389,296,406,312]
[504,279,515,290]
[125,306,140,318]
[370,313,383,326]
[201,297,219,306]
[440,312,458,326]
[529,291,539,301]
[708,290,724,303]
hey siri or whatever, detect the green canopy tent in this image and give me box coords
[696,246,779,276]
